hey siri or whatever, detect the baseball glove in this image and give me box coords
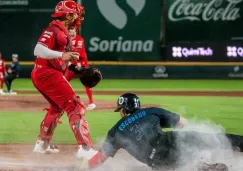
[68,64,102,88]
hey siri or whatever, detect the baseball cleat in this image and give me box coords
[76,145,98,160]
[9,90,17,95]
[10,92,17,95]
[33,140,59,154]
[45,144,59,154]
[2,90,17,95]
[197,162,229,171]
[86,103,96,110]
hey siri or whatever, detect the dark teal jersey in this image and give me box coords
[99,107,180,165]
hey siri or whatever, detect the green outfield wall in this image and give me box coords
[0,0,161,62]
[8,61,243,79]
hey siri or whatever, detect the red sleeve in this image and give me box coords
[37,29,55,48]
[76,36,87,59]
[2,60,6,73]
[88,152,108,169]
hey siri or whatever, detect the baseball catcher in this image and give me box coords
[32,0,101,157]
[75,93,243,171]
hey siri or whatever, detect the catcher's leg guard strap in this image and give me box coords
[68,96,92,147]
[40,107,64,142]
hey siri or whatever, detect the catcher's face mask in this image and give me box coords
[52,1,85,28]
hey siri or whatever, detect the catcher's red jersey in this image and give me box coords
[0,59,6,73]
[34,20,71,72]
[70,35,87,67]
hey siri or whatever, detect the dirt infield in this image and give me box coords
[0,90,243,171]
[0,96,116,112]
[0,144,147,171]
[0,96,160,112]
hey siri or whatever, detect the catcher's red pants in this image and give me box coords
[31,67,92,147]
[0,72,4,89]
[64,60,93,104]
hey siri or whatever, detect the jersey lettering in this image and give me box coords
[118,97,125,105]
[130,122,144,141]
[44,31,53,36]
[119,111,146,131]
[37,30,54,48]
[43,34,51,38]
[134,98,140,108]
[77,40,83,48]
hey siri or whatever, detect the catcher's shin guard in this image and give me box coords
[70,118,93,147]
[39,108,63,144]
[68,96,93,147]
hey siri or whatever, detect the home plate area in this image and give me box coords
[0,144,243,171]
[0,144,150,171]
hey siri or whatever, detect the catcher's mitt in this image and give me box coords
[68,64,102,88]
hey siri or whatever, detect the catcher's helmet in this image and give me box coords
[114,93,140,115]
[52,0,85,18]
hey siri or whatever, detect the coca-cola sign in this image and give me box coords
[168,0,242,22]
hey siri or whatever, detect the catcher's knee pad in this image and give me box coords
[67,95,85,119]
[40,108,64,140]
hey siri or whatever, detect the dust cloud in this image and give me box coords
[92,119,243,171]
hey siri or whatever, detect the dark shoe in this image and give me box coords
[197,162,228,171]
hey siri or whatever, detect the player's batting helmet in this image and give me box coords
[114,93,141,115]
[52,0,85,18]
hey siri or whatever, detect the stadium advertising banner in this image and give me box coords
[166,43,243,61]
[165,0,243,42]
[81,0,161,61]
[0,0,57,11]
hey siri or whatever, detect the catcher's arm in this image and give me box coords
[68,64,102,88]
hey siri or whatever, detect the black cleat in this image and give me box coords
[197,162,229,171]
